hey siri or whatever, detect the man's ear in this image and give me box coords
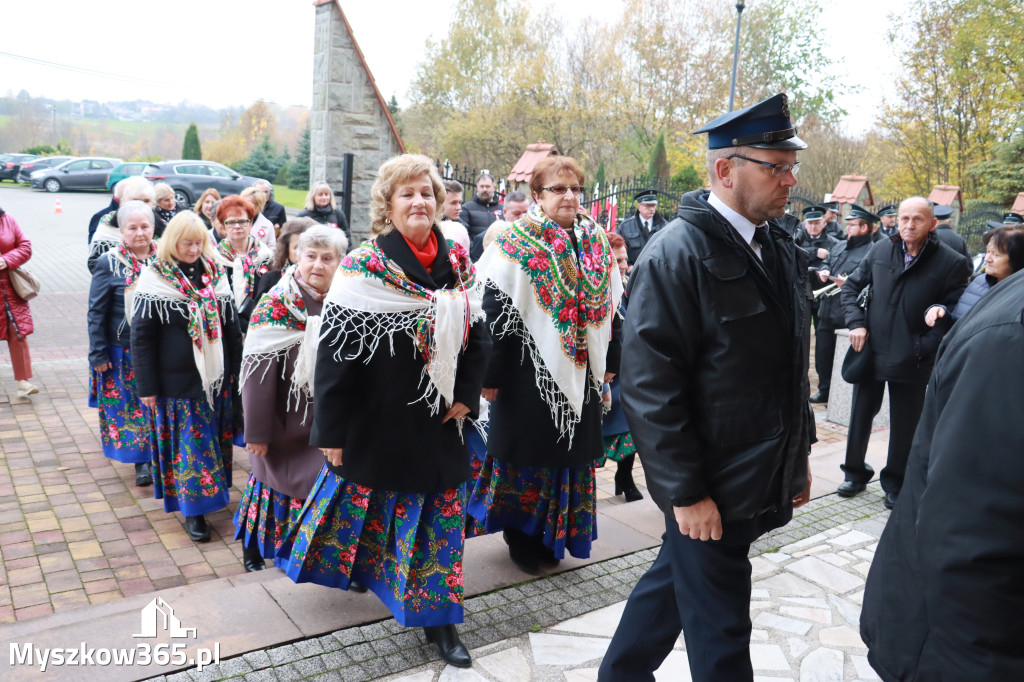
[715,158,734,190]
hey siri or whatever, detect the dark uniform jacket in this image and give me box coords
[817,234,873,329]
[618,212,668,265]
[934,223,972,278]
[312,229,491,493]
[87,251,132,366]
[621,190,813,521]
[825,220,844,240]
[262,199,287,229]
[460,195,503,260]
[794,227,840,270]
[130,263,243,399]
[840,233,968,384]
[860,269,1024,682]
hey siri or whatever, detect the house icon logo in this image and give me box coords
[132,597,197,639]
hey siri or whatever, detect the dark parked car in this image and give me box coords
[0,154,41,182]
[106,162,150,191]
[142,160,264,207]
[16,156,76,183]
[30,157,123,192]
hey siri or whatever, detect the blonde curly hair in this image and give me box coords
[370,154,446,236]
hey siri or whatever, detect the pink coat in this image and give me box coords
[0,212,34,339]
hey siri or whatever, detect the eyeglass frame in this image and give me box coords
[223,218,252,228]
[540,185,586,197]
[727,154,801,177]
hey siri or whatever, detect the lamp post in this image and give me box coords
[728,0,746,112]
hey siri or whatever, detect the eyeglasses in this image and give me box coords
[223,219,251,228]
[728,154,801,177]
[541,185,585,197]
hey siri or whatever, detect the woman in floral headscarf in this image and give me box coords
[87,200,158,487]
[131,211,242,544]
[233,226,347,573]
[276,154,490,669]
[468,155,622,574]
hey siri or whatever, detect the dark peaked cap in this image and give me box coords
[845,204,879,223]
[694,93,808,150]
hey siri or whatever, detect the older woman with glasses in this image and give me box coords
[214,196,272,335]
[469,156,622,574]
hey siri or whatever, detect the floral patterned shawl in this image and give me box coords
[475,203,623,442]
[216,236,272,308]
[108,240,157,329]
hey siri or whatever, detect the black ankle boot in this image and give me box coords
[529,533,559,567]
[184,515,210,542]
[614,455,643,502]
[134,462,153,487]
[503,529,540,574]
[242,542,265,572]
[348,579,368,593]
[424,624,471,668]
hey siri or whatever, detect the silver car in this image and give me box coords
[31,156,123,192]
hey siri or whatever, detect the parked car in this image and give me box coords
[30,157,123,192]
[0,153,41,182]
[142,160,264,207]
[105,162,151,191]
[16,156,76,183]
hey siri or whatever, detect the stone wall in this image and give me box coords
[311,1,403,242]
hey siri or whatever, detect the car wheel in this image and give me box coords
[44,178,62,193]
[173,189,191,208]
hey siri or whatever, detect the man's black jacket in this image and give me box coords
[840,232,969,383]
[618,211,668,265]
[621,190,813,521]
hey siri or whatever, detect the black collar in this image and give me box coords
[376,226,453,291]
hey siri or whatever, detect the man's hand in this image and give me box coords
[247,443,268,457]
[818,269,830,283]
[793,469,812,508]
[673,497,722,541]
[849,327,869,353]
[603,372,616,383]
[817,247,829,260]
[925,305,946,328]
[322,448,343,466]
[481,388,498,402]
[442,401,471,424]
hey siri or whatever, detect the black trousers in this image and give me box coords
[842,378,927,494]
[598,507,790,682]
[815,325,837,396]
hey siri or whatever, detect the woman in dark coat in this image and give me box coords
[234,226,346,572]
[213,195,272,335]
[297,181,351,248]
[131,211,242,543]
[276,154,490,668]
[87,200,158,486]
[0,207,37,399]
[468,156,623,573]
[252,217,320,302]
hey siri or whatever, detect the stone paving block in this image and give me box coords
[345,642,376,662]
[319,650,352,670]
[267,644,302,667]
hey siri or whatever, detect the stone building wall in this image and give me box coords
[311,0,403,241]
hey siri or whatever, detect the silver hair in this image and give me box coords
[506,190,528,203]
[119,176,156,203]
[118,200,154,228]
[296,225,348,257]
[252,179,272,191]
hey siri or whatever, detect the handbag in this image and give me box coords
[7,266,41,301]
[841,283,873,383]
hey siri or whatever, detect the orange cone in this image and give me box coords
[53,200,63,214]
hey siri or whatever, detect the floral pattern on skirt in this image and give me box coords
[276,465,467,627]
[147,387,234,516]
[88,346,154,464]
[467,456,597,560]
[234,473,305,558]
[464,424,489,538]
[598,432,637,467]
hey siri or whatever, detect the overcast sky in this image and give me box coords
[2,0,908,135]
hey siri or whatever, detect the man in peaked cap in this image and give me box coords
[822,200,844,239]
[932,204,971,268]
[877,204,898,240]
[599,93,813,682]
[796,204,840,402]
[618,188,668,265]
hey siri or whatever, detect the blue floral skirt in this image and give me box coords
[233,473,305,558]
[598,432,637,467]
[276,465,467,627]
[467,456,597,560]
[147,387,234,516]
[88,346,154,464]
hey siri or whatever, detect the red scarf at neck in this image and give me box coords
[402,229,438,273]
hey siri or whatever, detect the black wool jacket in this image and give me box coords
[460,195,503,260]
[617,212,668,265]
[816,234,873,329]
[840,232,969,384]
[297,205,352,249]
[87,251,132,366]
[621,190,814,521]
[130,262,243,399]
[312,228,491,493]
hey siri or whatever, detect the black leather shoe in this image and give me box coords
[503,529,540,574]
[134,462,153,487]
[184,515,210,543]
[423,625,471,668]
[242,543,265,572]
[348,579,368,593]
[809,391,829,404]
[884,491,898,510]
[836,480,867,498]
[529,533,560,568]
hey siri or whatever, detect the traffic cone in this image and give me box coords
[53,200,63,214]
